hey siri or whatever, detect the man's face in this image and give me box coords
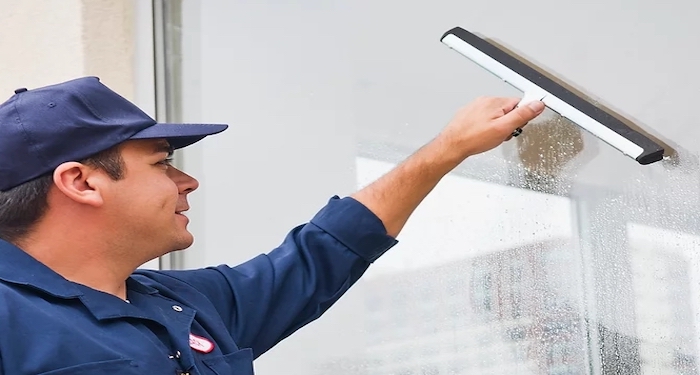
[104,139,199,257]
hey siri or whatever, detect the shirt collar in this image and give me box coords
[0,239,158,298]
[0,239,82,298]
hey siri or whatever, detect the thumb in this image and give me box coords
[499,101,545,128]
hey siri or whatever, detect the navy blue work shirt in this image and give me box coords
[0,196,397,375]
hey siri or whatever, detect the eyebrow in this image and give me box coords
[153,141,174,157]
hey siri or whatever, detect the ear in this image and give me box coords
[52,162,106,207]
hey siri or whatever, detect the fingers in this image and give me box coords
[498,101,545,129]
[499,98,521,115]
[504,125,524,142]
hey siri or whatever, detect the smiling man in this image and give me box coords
[0,76,544,374]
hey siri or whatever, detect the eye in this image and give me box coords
[157,157,174,167]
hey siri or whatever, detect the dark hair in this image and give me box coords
[0,146,125,243]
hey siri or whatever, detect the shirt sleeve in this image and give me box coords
[158,195,397,358]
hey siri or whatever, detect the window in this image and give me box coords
[170,1,700,375]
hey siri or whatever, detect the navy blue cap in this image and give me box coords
[0,76,228,191]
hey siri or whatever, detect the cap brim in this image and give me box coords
[129,123,228,149]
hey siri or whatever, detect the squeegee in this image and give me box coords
[440,27,665,165]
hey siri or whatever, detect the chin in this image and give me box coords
[173,233,195,250]
[159,240,193,258]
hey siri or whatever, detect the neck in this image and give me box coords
[17,221,138,300]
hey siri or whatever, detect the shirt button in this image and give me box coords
[172,305,183,312]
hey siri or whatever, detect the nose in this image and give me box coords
[168,166,200,194]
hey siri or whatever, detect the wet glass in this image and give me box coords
[173,1,700,374]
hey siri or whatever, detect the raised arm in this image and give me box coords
[352,97,544,237]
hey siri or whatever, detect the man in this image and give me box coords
[0,76,544,374]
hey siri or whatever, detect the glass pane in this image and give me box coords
[173,0,700,374]
[357,157,583,375]
[626,224,700,375]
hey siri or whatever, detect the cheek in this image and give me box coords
[141,176,179,210]
[161,179,180,207]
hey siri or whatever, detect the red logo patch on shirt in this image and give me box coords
[189,334,215,353]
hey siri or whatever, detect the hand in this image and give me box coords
[437,96,545,160]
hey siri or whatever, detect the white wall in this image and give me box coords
[0,0,144,104]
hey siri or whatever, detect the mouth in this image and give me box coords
[175,210,190,224]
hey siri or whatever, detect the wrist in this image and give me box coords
[421,135,469,174]
[431,133,472,166]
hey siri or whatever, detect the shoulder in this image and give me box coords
[130,266,235,303]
